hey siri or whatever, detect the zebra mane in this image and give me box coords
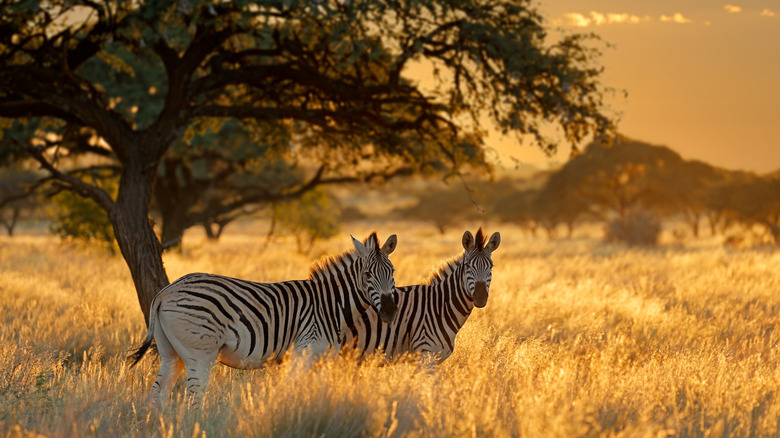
[307,249,359,280]
[475,227,486,250]
[307,232,379,280]
[423,252,465,285]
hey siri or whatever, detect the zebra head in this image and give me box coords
[461,228,500,308]
[352,233,398,323]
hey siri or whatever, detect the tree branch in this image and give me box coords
[2,139,115,212]
[66,5,117,71]
[0,99,84,123]
[391,19,464,85]
[0,66,135,162]
[0,176,51,210]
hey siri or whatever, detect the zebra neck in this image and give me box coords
[309,253,369,345]
[438,264,475,324]
[312,261,368,335]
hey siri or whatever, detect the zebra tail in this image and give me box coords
[127,331,153,368]
[127,297,160,368]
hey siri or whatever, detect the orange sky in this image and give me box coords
[486,1,779,173]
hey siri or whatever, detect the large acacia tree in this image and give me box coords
[0,0,613,323]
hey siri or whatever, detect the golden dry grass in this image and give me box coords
[2,222,780,437]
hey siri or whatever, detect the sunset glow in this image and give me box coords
[495,1,780,173]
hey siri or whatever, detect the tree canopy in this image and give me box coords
[537,136,686,221]
[0,0,615,322]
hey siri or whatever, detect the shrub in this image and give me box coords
[49,179,118,254]
[272,188,340,254]
[604,209,661,246]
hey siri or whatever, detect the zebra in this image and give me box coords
[341,228,500,364]
[128,232,398,405]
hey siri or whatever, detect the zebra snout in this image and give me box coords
[473,281,489,308]
[378,293,398,323]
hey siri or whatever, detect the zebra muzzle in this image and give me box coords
[473,281,488,308]
[378,293,398,323]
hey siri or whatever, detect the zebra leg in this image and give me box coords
[150,319,185,406]
[182,356,216,408]
[152,354,184,405]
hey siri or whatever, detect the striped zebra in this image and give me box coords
[342,228,499,364]
[128,232,398,405]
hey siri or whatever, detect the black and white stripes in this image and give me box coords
[129,232,398,405]
[342,228,500,363]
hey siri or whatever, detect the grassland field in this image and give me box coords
[2,220,780,437]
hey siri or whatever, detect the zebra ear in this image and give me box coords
[462,230,475,251]
[381,234,397,255]
[485,232,501,253]
[352,235,370,257]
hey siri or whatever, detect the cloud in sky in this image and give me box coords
[660,12,693,24]
[563,12,591,27]
[563,11,646,27]
[563,11,697,27]
[561,6,775,28]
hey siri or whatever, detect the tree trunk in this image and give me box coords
[684,211,700,238]
[768,223,780,246]
[543,222,557,239]
[154,160,195,252]
[707,213,720,236]
[202,218,230,241]
[110,163,169,326]
[1,207,19,236]
[160,207,187,251]
[203,221,217,240]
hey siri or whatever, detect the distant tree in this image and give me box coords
[704,171,758,236]
[534,183,593,238]
[494,189,540,235]
[152,119,302,250]
[1,1,614,322]
[538,137,684,229]
[716,176,780,244]
[398,186,478,234]
[0,168,40,235]
[656,160,725,237]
